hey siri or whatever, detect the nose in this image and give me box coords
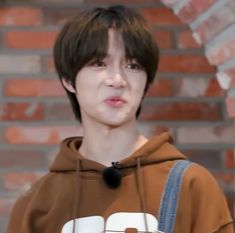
[105,69,127,88]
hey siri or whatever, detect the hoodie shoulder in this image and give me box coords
[9,172,53,209]
[176,163,234,232]
[7,171,74,233]
[7,173,51,233]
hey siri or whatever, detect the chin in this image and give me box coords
[86,107,137,127]
[100,115,134,128]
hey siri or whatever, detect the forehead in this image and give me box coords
[107,29,125,55]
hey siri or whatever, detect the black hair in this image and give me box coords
[53,5,159,122]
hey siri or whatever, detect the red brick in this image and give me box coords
[214,173,235,187]
[137,123,172,138]
[193,1,235,44]
[47,57,56,73]
[154,30,173,49]
[0,198,15,215]
[177,126,235,144]
[140,102,222,121]
[4,172,43,192]
[0,150,49,169]
[146,79,173,97]
[205,78,225,96]
[141,8,183,26]
[5,126,82,144]
[0,103,43,121]
[182,149,222,169]
[7,31,58,49]
[176,77,225,97]
[159,55,215,73]
[178,30,201,48]
[224,149,235,169]
[0,33,3,48]
[0,55,41,74]
[226,97,235,118]
[206,38,235,65]
[43,8,80,25]
[5,79,65,97]
[177,0,218,24]
[45,103,74,120]
[0,7,42,26]
[152,125,172,135]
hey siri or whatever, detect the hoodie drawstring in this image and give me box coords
[73,159,81,233]
[72,157,149,233]
[136,157,149,233]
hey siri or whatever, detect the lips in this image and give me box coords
[104,96,126,107]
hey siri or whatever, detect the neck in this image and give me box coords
[79,118,147,166]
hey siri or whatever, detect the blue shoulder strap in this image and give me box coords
[157,160,193,233]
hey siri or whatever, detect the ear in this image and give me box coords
[61,78,76,93]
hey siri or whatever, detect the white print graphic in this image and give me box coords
[62,216,104,233]
[61,212,165,233]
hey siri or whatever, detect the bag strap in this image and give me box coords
[157,160,193,233]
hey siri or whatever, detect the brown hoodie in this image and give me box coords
[7,132,234,233]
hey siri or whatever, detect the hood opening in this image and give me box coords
[50,132,186,173]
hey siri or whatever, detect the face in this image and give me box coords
[63,29,147,127]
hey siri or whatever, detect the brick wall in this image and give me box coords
[0,0,235,232]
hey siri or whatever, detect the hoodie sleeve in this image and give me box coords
[175,163,234,233]
[7,194,31,233]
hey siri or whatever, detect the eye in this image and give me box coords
[126,60,142,70]
[89,59,106,67]
[126,63,142,70]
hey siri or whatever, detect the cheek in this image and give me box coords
[133,77,147,96]
[74,82,91,106]
[75,77,95,100]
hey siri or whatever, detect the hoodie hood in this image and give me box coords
[50,132,187,173]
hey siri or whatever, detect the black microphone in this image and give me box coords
[102,162,122,189]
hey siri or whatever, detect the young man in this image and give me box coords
[7,5,234,233]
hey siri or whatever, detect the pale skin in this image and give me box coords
[62,29,148,166]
